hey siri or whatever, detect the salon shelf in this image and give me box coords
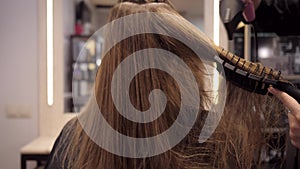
[64,34,102,112]
[284,75,300,81]
[95,4,114,8]
[70,34,93,39]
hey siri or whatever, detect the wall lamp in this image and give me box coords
[47,0,54,106]
[213,0,220,46]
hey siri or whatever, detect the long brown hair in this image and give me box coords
[52,1,287,168]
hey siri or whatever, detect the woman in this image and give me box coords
[46,0,287,168]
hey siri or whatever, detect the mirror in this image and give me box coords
[62,0,205,113]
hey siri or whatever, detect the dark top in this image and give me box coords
[45,119,75,169]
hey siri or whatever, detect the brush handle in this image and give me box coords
[275,81,300,104]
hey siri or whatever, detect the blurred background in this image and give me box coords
[0,0,299,168]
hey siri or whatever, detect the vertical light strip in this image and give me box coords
[213,0,220,46]
[213,63,219,91]
[212,63,220,104]
[47,0,54,106]
[213,0,220,102]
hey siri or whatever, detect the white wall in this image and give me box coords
[0,0,39,168]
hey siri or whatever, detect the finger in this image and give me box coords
[268,87,300,118]
[289,133,300,142]
[288,113,300,136]
[291,139,300,149]
[288,113,300,148]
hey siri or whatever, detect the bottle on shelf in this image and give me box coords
[75,0,92,35]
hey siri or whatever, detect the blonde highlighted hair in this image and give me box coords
[50,1,287,168]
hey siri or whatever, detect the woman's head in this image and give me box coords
[109,0,176,20]
[90,2,220,163]
[93,0,225,144]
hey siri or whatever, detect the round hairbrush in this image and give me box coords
[214,45,300,103]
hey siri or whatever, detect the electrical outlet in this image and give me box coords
[5,104,32,119]
[6,105,19,118]
[19,105,32,118]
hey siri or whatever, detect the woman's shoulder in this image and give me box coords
[45,117,79,169]
[62,117,78,131]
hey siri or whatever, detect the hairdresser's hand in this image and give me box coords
[269,87,300,149]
